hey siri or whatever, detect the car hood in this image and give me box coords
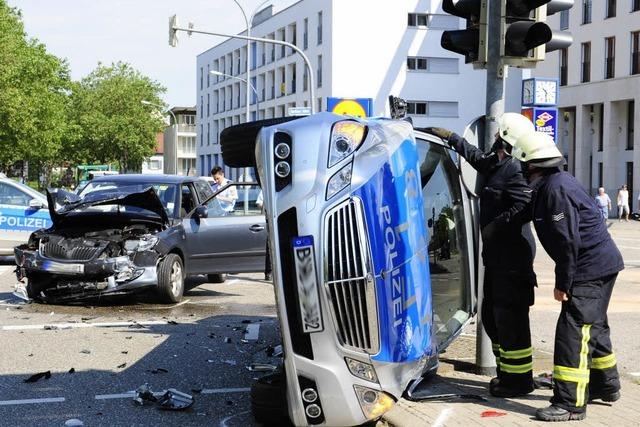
[46,187,170,227]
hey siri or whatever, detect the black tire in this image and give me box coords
[251,371,289,425]
[26,278,45,299]
[207,273,226,283]
[220,117,300,168]
[157,253,184,303]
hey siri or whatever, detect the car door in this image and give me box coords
[415,134,479,349]
[0,181,51,255]
[183,183,267,274]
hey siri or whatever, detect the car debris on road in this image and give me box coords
[133,383,194,411]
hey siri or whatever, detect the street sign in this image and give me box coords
[522,107,558,142]
[288,107,312,117]
[327,98,372,118]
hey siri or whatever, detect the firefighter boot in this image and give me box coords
[536,405,586,422]
[489,379,534,398]
[588,390,620,403]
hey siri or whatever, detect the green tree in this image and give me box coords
[0,0,75,178]
[72,62,166,172]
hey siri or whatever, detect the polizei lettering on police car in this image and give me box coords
[381,204,406,328]
[0,215,48,230]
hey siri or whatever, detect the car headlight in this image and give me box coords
[137,236,158,252]
[345,358,378,383]
[353,385,395,420]
[328,121,366,167]
[326,162,352,200]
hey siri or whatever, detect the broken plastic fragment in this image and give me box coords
[246,363,277,372]
[64,419,84,427]
[157,389,194,411]
[481,410,507,417]
[24,371,52,383]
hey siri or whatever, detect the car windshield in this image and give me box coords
[78,181,178,218]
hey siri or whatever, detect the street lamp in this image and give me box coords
[210,70,260,120]
[142,100,178,175]
[230,0,270,125]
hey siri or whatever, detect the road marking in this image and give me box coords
[0,397,65,406]
[244,323,260,341]
[95,392,135,400]
[220,410,251,427]
[137,299,191,310]
[617,245,640,250]
[433,407,453,427]
[202,387,250,394]
[0,265,13,274]
[2,320,169,331]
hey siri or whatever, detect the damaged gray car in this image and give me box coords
[14,174,267,304]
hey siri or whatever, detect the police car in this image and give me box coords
[0,176,50,256]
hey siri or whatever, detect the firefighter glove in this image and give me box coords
[425,127,454,142]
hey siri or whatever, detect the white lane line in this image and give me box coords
[202,387,250,394]
[0,397,65,406]
[433,407,454,427]
[220,410,251,427]
[95,392,135,400]
[2,320,168,331]
[137,299,191,310]
[244,324,260,341]
[617,245,640,250]
[0,266,13,274]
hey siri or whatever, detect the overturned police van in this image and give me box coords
[220,112,481,426]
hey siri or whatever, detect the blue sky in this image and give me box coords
[10,0,295,107]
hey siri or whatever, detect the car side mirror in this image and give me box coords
[29,199,45,209]
[194,206,208,219]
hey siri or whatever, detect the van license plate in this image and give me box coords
[292,236,323,333]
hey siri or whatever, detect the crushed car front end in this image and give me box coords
[256,113,436,426]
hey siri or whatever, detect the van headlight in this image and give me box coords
[326,162,352,200]
[353,385,395,420]
[328,121,366,167]
[345,358,378,383]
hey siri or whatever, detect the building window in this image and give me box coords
[581,42,591,83]
[582,0,592,24]
[605,37,615,79]
[303,18,308,49]
[598,105,604,151]
[317,55,322,87]
[317,97,323,113]
[598,162,603,187]
[251,76,257,105]
[200,96,203,118]
[207,123,210,146]
[279,29,286,58]
[560,10,570,29]
[407,13,458,30]
[251,42,257,70]
[407,56,458,73]
[627,162,634,201]
[628,101,635,150]
[290,64,296,94]
[317,11,323,45]
[634,0,640,12]
[206,64,210,87]
[303,67,308,91]
[560,48,568,86]
[200,67,203,90]
[632,31,640,75]
[200,124,203,146]
[606,0,616,18]
[407,101,459,117]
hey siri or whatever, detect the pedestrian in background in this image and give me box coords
[616,185,629,222]
[426,113,537,398]
[514,132,623,422]
[595,187,611,222]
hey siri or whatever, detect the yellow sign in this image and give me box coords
[330,99,368,118]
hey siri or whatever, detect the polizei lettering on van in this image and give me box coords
[380,204,406,328]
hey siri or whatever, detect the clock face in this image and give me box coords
[534,80,557,105]
[522,79,534,105]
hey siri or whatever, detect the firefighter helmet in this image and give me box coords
[512,131,566,168]
[497,113,535,147]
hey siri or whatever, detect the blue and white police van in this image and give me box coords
[220,112,482,426]
[0,176,50,256]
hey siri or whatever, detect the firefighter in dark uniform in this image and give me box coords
[513,131,623,422]
[426,113,537,397]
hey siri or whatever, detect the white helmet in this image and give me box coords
[497,113,535,147]
[512,131,566,168]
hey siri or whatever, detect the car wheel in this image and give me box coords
[157,254,184,303]
[251,371,289,425]
[220,117,300,168]
[207,273,226,283]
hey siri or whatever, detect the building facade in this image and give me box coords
[163,107,197,176]
[142,133,165,174]
[195,0,523,179]
[533,0,640,208]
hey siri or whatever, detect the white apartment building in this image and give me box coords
[196,0,524,178]
[163,107,198,176]
[533,0,640,207]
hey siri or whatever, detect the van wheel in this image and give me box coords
[207,273,226,283]
[157,254,184,303]
[220,117,300,168]
[251,371,289,425]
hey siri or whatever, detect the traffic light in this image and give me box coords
[501,1,574,68]
[440,0,488,65]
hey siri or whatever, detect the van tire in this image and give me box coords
[220,117,300,168]
[250,371,289,425]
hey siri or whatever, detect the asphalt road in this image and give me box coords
[0,268,280,427]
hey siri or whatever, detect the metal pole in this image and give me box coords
[476,0,503,376]
[172,25,315,113]
[142,100,178,175]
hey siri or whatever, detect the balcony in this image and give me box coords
[176,124,196,133]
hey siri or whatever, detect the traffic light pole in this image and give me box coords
[476,0,504,376]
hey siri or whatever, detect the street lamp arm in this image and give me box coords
[172,24,315,113]
[210,71,258,96]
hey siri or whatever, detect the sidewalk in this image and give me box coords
[380,220,640,426]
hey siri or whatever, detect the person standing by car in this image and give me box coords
[513,131,623,422]
[595,188,611,222]
[211,166,238,213]
[426,113,537,398]
[616,184,629,222]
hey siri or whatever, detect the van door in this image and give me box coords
[415,135,479,350]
